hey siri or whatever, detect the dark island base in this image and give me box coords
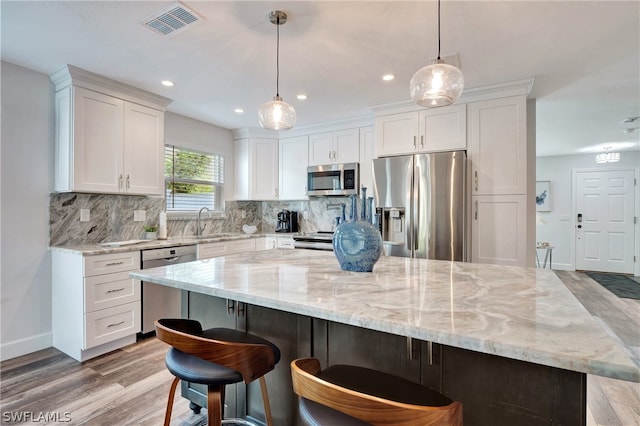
[183,293,586,426]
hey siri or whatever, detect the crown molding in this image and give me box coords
[50,64,172,110]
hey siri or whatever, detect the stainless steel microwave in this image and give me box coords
[307,163,360,196]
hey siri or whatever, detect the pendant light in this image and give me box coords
[258,10,296,131]
[410,0,464,107]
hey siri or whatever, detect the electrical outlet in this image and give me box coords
[80,209,90,222]
[134,210,146,222]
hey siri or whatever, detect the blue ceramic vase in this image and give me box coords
[332,190,383,272]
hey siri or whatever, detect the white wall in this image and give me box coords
[164,112,235,201]
[536,151,640,273]
[0,61,54,360]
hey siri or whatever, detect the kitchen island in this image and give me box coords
[131,249,639,425]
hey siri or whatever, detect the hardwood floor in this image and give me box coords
[0,271,638,425]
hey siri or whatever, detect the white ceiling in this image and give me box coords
[2,1,639,157]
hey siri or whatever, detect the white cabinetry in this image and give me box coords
[234,138,279,200]
[308,128,359,166]
[471,195,527,266]
[375,104,466,156]
[359,126,375,192]
[258,236,295,250]
[469,96,527,195]
[51,66,169,196]
[468,95,531,267]
[198,239,257,260]
[52,250,141,362]
[279,136,309,200]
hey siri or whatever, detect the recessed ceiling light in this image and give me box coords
[382,74,395,81]
[234,108,245,114]
[161,80,174,87]
[297,94,308,100]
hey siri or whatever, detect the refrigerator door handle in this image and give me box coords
[415,174,420,250]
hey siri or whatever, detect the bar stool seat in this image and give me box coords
[155,318,280,426]
[291,357,462,426]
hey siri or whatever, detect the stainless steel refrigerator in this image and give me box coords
[372,151,466,260]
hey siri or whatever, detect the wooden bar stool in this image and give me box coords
[155,318,280,426]
[291,357,462,426]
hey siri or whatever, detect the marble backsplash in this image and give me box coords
[50,193,354,246]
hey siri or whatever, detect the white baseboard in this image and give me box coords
[549,263,573,271]
[0,332,53,362]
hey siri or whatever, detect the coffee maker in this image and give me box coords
[276,209,299,233]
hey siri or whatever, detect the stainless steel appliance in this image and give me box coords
[140,245,197,334]
[276,209,299,233]
[307,163,359,196]
[293,232,334,251]
[372,151,466,260]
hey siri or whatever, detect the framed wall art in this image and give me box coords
[535,180,551,212]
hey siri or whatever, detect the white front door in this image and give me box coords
[575,169,635,273]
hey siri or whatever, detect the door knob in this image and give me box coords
[577,224,582,229]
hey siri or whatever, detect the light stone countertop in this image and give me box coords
[49,233,297,255]
[130,249,640,383]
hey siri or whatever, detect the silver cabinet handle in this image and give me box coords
[126,174,130,189]
[274,187,278,198]
[420,135,424,148]
[107,320,125,328]
[106,287,125,293]
[119,174,123,189]
[328,151,332,161]
[227,299,235,315]
[106,261,125,266]
[474,171,478,192]
[474,200,478,220]
[413,136,417,148]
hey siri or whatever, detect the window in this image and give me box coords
[165,145,224,212]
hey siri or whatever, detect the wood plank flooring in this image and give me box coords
[0,271,638,425]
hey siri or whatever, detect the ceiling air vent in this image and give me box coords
[142,2,201,36]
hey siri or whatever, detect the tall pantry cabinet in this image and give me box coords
[468,95,535,267]
[50,65,171,196]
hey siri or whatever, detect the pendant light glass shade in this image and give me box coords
[410,60,464,107]
[258,10,296,131]
[410,0,464,108]
[258,95,296,130]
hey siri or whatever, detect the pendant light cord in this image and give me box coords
[437,0,441,60]
[276,14,280,97]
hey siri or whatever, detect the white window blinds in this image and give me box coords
[165,145,224,211]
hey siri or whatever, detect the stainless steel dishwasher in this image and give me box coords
[140,245,197,335]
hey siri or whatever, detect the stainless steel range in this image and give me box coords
[292,232,334,251]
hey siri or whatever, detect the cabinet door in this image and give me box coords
[124,102,165,195]
[279,136,309,200]
[359,126,375,192]
[234,139,250,200]
[374,112,419,157]
[308,132,334,166]
[334,128,360,163]
[419,104,466,152]
[469,96,527,195]
[72,87,124,193]
[471,194,527,266]
[251,138,279,200]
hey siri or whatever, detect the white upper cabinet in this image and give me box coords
[234,138,279,200]
[358,126,375,192]
[375,104,466,157]
[51,65,170,196]
[308,128,359,166]
[279,135,309,200]
[468,96,527,195]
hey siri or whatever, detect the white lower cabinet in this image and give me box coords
[471,195,527,267]
[52,250,141,362]
[198,239,257,260]
[257,236,295,250]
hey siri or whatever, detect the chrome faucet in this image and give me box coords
[197,207,211,236]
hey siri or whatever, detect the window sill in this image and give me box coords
[166,211,226,221]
